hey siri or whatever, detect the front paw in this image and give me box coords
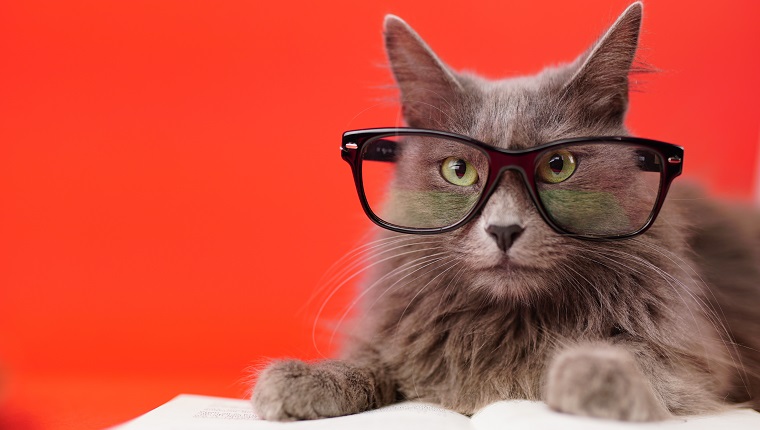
[544,344,670,421]
[251,359,376,421]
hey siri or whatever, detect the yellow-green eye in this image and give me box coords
[441,157,478,186]
[538,149,577,183]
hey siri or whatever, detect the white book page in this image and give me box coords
[471,400,760,430]
[112,394,473,430]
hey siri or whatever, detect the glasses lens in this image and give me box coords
[535,142,663,237]
[360,133,489,230]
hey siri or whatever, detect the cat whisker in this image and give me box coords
[304,235,430,312]
[434,263,469,321]
[372,254,458,343]
[327,249,451,348]
[554,263,607,320]
[309,237,438,312]
[396,259,463,333]
[617,240,751,395]
[570,245,699,324]
[367,253,454,324]
[571,243,753,391]
[345,99,400,130]
[590,245,727,333]
[311,243,445,357]
[630,239,743,345]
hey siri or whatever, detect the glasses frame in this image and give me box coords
[341,128,684,240]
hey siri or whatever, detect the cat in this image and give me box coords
[251,2,760,422]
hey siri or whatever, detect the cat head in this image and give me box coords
[384,3,643,141]
[379,3,680,302]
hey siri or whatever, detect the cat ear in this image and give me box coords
[563,2,643,125]
[384,15,463,128]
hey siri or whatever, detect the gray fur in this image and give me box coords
[252,2,760,421]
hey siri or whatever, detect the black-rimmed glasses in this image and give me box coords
[341,128,683,240]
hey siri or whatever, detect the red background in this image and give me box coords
[1,1,758,428]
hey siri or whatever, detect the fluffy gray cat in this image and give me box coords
[252,2,760,422]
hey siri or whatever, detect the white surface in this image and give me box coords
[111,395,468,430]
[472,400,760,430]
[112,394,760,430]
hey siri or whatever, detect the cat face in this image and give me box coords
[381,4,659,301]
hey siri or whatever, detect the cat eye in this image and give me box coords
[441,157,479,186]
[537,149,576,184]
[341,128,683,240]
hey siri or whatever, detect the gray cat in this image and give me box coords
[252,2,760,422]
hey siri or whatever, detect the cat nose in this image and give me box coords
[486,224,524,252]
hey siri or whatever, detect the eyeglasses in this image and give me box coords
[341,128,683,240]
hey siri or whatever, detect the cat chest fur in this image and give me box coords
[374,302,553,414]
[343,227,730,416]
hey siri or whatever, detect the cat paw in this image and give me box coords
[544,344,670,421]
[251,359,376,421]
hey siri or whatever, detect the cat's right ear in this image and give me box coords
[561,2,644,126]
[384,15,463,129]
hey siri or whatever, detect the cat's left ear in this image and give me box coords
[384,15,464,129]
[563,2,643,125]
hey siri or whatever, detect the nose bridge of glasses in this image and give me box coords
[486,151,536,194]
[470,150,542,222]
[466,151,534,220]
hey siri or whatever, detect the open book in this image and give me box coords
[113,394,760,430]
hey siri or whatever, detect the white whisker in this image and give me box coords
[311,242,443,357]
[327,250,451,347]
[396,259,463,332]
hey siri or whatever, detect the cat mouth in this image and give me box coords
[483,251,548,276]
[468,256,546,301]
[483,254,527,273]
